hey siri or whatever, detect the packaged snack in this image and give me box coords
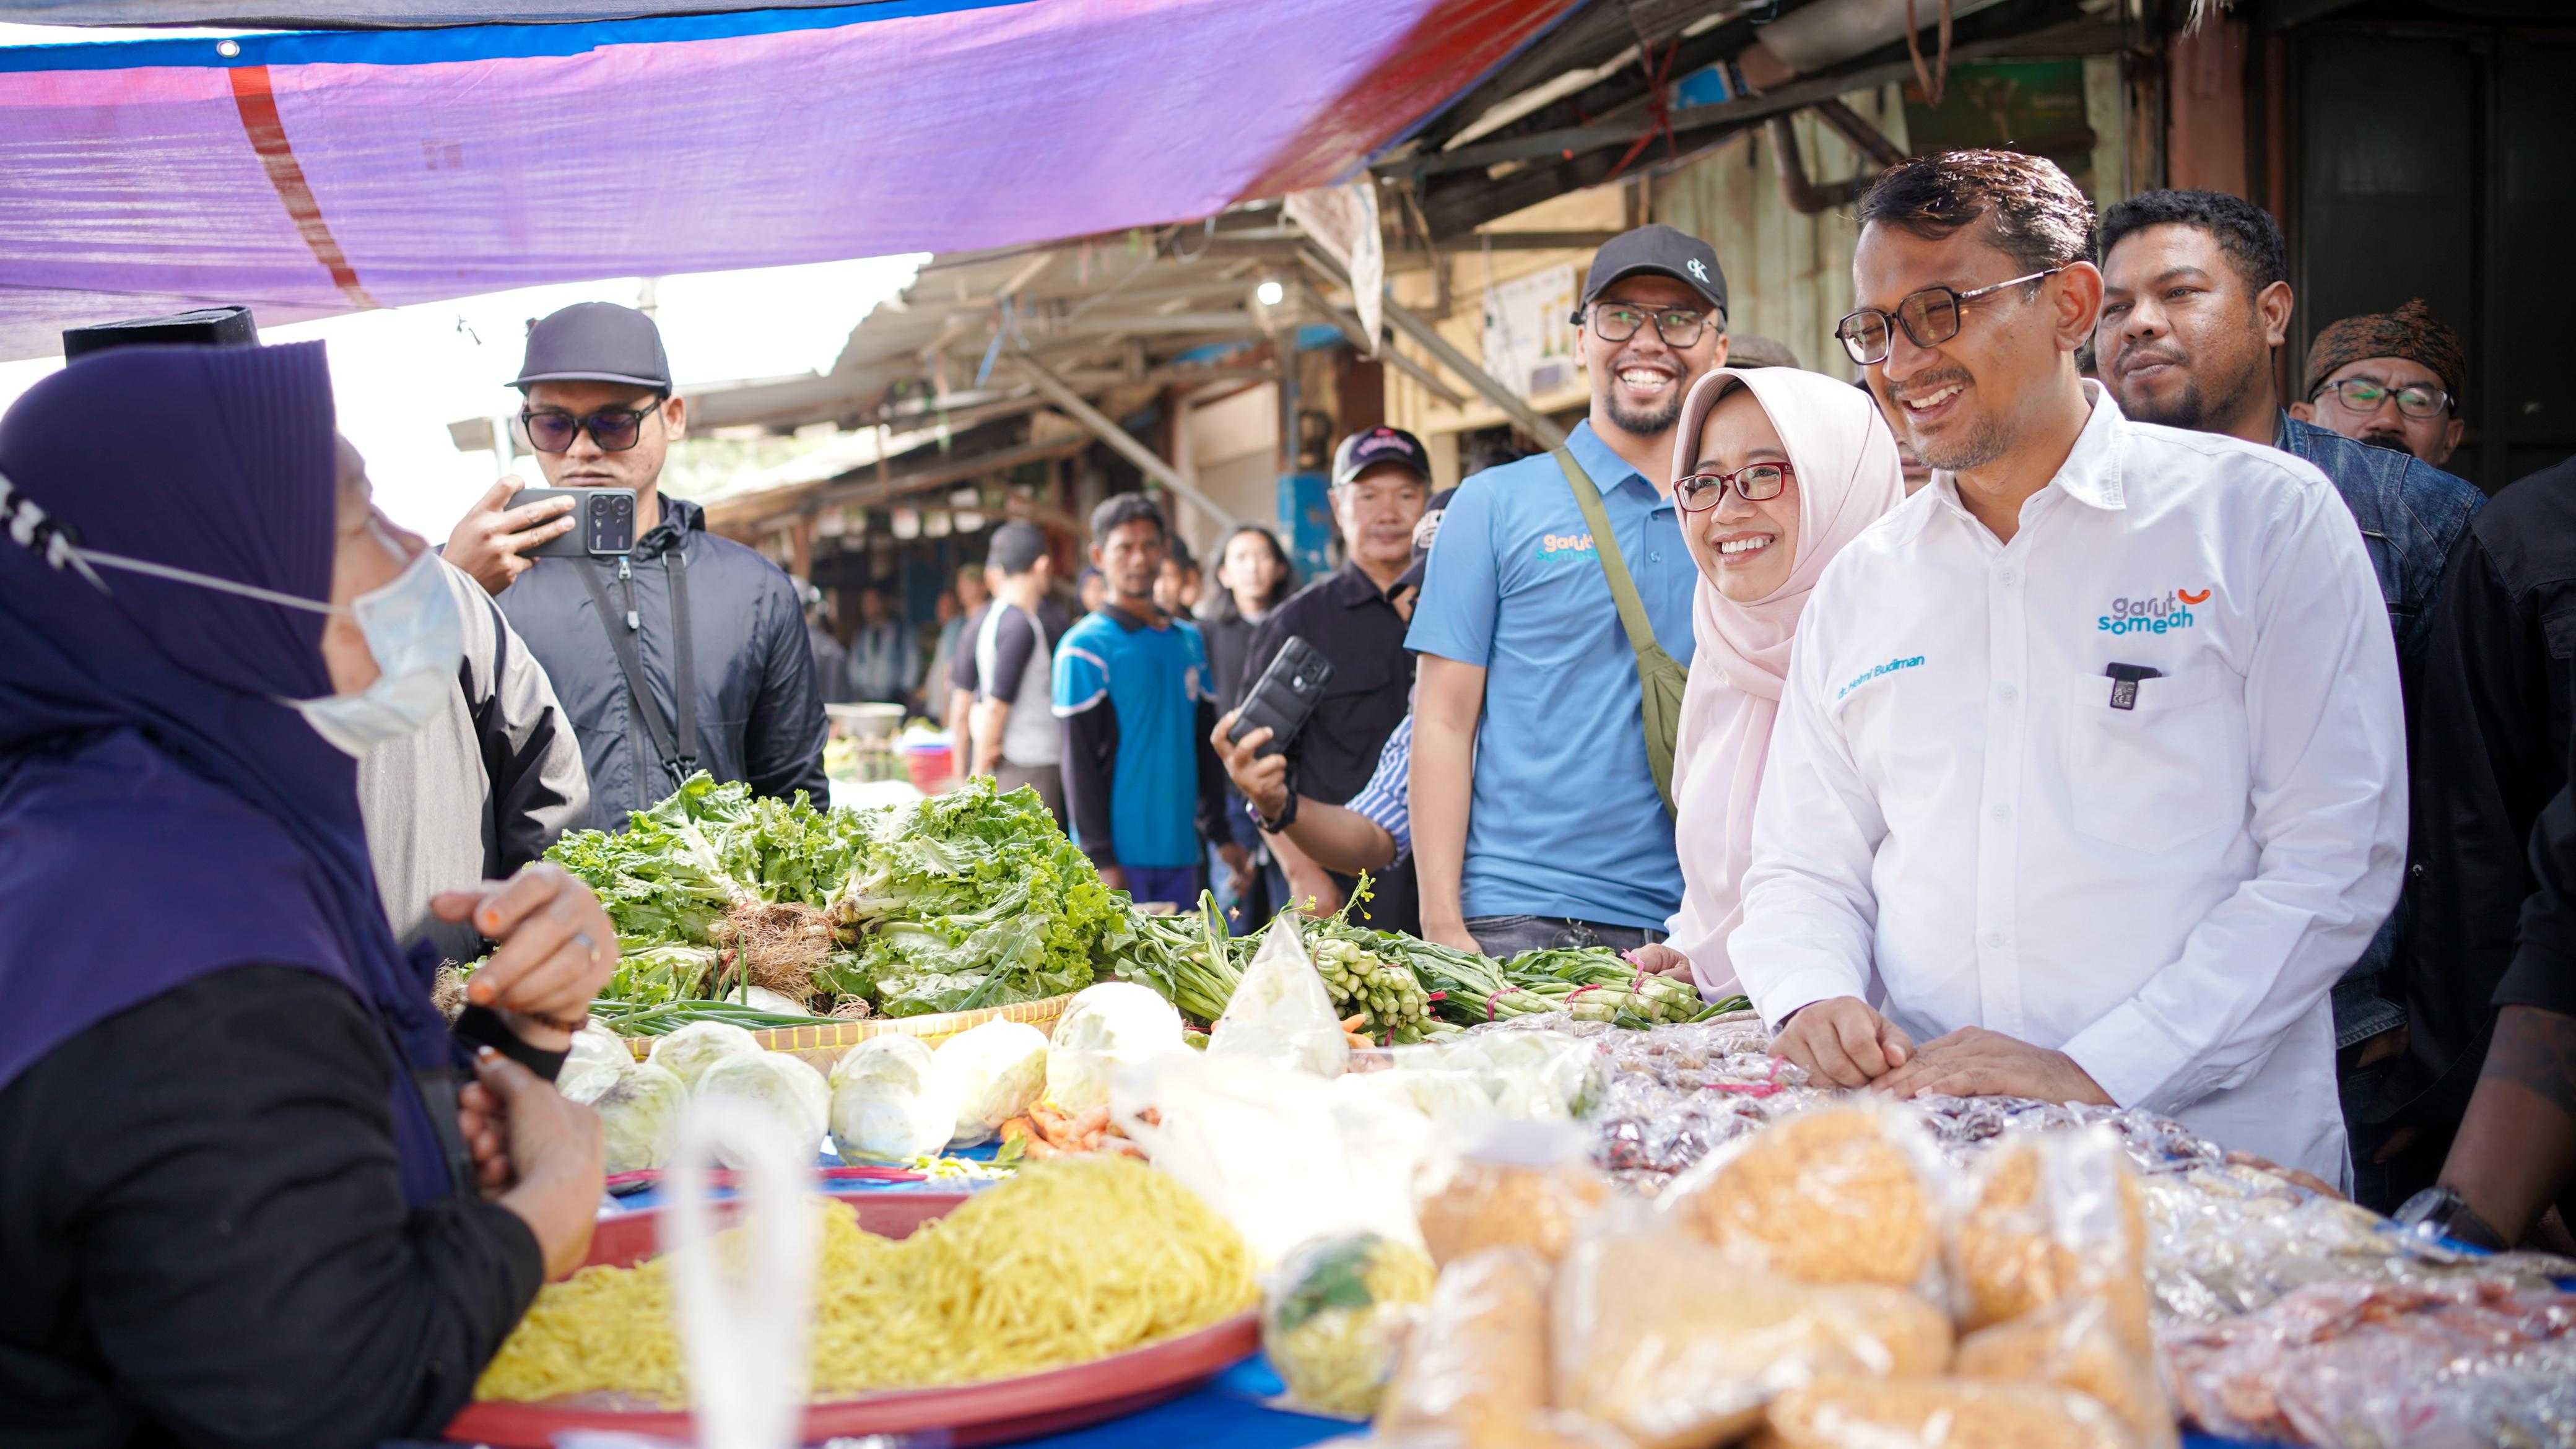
[1954,1129,2151,1351]
[1754,1375,2143,1449]
[1553,1211,1952,1448]
[1662,1103,1948,1292]
[1377,1248,1554,1448]
[1956,1300,2175,1449]
[1416,1120,1613,1268]
[1263,1231,1438,1419]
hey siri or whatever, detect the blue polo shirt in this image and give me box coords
[1052,608,1211,870]
[1406,420,1695,929]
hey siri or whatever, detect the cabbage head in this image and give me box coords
[559,1029,634,1105]
[692,1051,830,1170]
[931,1019,1048,1147]
[592,1062,689,1174]
[827,1036,955,1164]
[648,1019,763,1089]
[1045,982,1183,1115]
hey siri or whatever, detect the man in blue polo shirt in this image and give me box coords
[1054,494,1238,909]
[1408,225,1729,958]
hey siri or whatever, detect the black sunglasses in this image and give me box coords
[1835,268,2064,366]
[519,403,661,454]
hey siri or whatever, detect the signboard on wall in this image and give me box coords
[1481,262,1578,402]
[1286,181,1385,352]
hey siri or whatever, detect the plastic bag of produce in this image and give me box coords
[649,1019,764,1090]
[592,1061,690,1173]
[692,1051,829,1170]
[931,1018,1049,1147]
[1755,1375,2143,1449]
[1210,913,1349,1078]
[827,1035,955,1164]
[1116,1050,1434,1269]
[1554,1205,1953,1449]
[1662,1102,1951,1297]
[1376,1248,1553,1445]
[1955,1300,2174,1449]
[1045,981,1185,1115]
[1416,1118,1612,1268]
[1437,1030,1603,1120]
[1261,1230,1438,1419]
[1953,1128,2151,1351]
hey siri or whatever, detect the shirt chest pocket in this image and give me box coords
[2058,663,2248,854]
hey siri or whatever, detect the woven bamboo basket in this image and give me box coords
[619,991,1080,1074]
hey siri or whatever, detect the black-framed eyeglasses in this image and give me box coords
[519,404,659,454]
[1675,459,1795,513]
[1835,267,2065,366]
[1577,303,1718,349]
[2312,376,2452,419]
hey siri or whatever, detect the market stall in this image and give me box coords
[442,776,2576,1449]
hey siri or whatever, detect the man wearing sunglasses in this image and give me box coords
[1408,224,1727,961]
[473,302,827,829]
[1730,151,2403,1188]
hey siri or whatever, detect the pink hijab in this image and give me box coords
[1663,367,1905,998]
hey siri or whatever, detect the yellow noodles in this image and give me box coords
[474,1157,1257,1406]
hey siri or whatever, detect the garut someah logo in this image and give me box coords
[2099,586,2213,635]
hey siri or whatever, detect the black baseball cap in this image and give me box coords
[1392,486,1460,597]
[1331,426,1432,489]
[510,302,673,392]
[1574,224,1727,321]
[63,305,258,361]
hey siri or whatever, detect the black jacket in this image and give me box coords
[2387,456,2576,1134]
[498,496,829,830]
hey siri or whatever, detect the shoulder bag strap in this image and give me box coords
[1555,449,1661,663]
[664,546,700,779]
[575,557,689,785]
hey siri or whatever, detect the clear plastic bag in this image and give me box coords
[1660,1102,1954,1298]
[1211,913,1351,1079]
[2159,1278,2576,1449]
[1414,1118,1613,1268]
[1952,1128,2151,1352]
[1954,1299,2175,1449]
[1261,1230,1438,1421]
[1375,1248,1554,1447]
[1552,1206,1953,1449]
[1113,1049,1433,1269]
[1755,1375,2144,1449]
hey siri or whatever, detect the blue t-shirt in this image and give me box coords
[1051,609,1212,870]
[1404,421,1696,928]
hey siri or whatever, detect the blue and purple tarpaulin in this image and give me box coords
[0,0,1577,359]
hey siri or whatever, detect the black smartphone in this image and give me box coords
[511,485,637,557]
[1229,636,1334,759]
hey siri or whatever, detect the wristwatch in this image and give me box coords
[1248,789,1299,835]
[2391,1185,2510,1252]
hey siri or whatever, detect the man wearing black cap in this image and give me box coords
[1230,426,1431,927]
[474,301,828,827]
[1408,224,1728,958]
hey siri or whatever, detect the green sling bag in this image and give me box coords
[1554,448,1689,815]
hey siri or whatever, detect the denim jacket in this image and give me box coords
[2274,414,2486,1042]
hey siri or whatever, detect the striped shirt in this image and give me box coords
[1345,712,1413,862]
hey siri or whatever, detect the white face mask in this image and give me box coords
[56,523,464,757]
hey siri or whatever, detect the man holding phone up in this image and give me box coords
[1232,427,1431,929]
[456,303,828,827]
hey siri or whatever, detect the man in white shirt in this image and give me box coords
[1730,150,2405,1182]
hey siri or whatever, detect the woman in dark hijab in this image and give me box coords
[0,342,611,1448]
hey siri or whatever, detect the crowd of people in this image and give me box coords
[2,141,2573,1447]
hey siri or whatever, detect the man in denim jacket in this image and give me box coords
[2095,189,2482,1207]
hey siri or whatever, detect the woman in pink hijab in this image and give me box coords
[1627,365,1907,999]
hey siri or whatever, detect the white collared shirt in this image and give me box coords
[1730,385,2404,1182]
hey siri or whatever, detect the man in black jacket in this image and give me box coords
[459,303,828,827]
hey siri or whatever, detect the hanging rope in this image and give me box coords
[1603,40,1686,183]
[1904,0,1957,107]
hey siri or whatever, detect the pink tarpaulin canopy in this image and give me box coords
[0,0,1575,360]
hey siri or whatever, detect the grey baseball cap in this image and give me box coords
[510,302,672,391]
[1574,224,1728,321]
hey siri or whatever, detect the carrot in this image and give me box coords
[999,1117,1035,1146]
[1022,1137,1060,1160]
[1134,1106,1163,1128]
[1345,1031,1375,1050]
[1066,1105,1111,1140]
[1028,1102,1071,1141]
[1100,1137,1146,1159]
[1339,1012,1369,1034]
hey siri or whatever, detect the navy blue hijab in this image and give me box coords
[0,342,461,1205]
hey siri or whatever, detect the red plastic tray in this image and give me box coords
[448,1191,1260,1447]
